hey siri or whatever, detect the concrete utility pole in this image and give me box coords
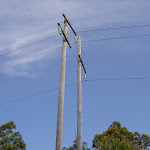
[56,14,68,150]
[56,13,77,150]
[77,36,86,150]
[77,36,82,150]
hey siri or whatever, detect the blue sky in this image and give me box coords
[0,0,150,149]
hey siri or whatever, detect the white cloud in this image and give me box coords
[0,0,150,77]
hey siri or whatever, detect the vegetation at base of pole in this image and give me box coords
[1,121,149,150]
[0,121,26,150]
[62,138,90,150]
[63,121,150,150]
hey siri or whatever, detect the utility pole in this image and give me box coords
[77,36,86,150]
[77,36,82,150]
[56,14,77,150]
[56,14,68,150]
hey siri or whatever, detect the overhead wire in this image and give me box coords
[0,34,59,57]
[0,46,62,68]
[1,33,150,68]
[1,24,150,57]
[77,24,150,33]
[1,76,150,107]
[0,82,76,108]
[82,34,150,43]
[0,41,77,68]
[86,77,150,82]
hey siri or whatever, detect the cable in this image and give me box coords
[86,77,150,82]
[1,76,150,107]
[1,24,150,57]
[82,34,150,43]
[0,34,59,57]
[0,46,62,68]
[0,82,76,107]
[0,41,76,68]
[1,34,150,68]
[77,24,150,33]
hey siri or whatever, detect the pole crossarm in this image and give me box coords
[79,55,86,74]
[58,23,72,48]
[62,14,77,36]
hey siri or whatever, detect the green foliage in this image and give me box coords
[93,135,142,150]
[133,132,150,149]
[92,121,150,150]
[63,138,90,150]
[0,121,26,150]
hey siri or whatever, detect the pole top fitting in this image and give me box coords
[84,73,87,81]
[62,13,68,19]
[78,36,81,40]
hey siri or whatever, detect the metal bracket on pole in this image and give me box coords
[62,14,77,36]
[79,55,87,81]
[58,23,72,48]
[62,14,78,43]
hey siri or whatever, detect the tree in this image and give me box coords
[0,121,26,150]
[63,138,90,150]
[92,121,149,150]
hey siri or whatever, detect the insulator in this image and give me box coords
[58,26,62,35]
[84,73,87,81]
[75,35,77,43]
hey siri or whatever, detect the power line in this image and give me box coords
[1,76,150,107]
[77,24,150,33]
[1,24,150,57]
[0,82,76,108]
[0,34,59,57]
[1,34,150,68]
[0,46,61,68]
[82,34,150,43]
[86,77,150,82]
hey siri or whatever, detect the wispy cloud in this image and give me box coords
[0,0,150,77]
